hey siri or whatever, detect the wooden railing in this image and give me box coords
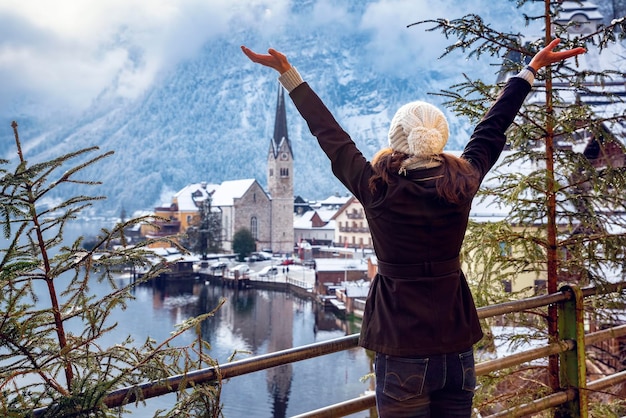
[34,282,626,417]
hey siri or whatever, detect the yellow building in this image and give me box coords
[141,179,272,252]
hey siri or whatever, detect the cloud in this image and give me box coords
[359,0,540,78]
[0,0,538,118]
[0,0,289,116]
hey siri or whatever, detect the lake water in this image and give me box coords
[27,221,374,417]
[122,279,374,417]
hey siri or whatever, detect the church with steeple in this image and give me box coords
[267,86,295,254]
[148,84,296,255]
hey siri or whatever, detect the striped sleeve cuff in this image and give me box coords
[515,66,536,85]
[278,67,304,93]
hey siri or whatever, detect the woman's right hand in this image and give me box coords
[241,46,292,74]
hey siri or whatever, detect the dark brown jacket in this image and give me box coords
[290,77,532,356]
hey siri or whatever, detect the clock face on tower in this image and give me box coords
[280,152,289,161]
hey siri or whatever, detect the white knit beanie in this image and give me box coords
[388,101,449,156]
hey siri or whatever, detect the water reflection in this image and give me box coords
[8,221,372,416]
[136,278,372,418]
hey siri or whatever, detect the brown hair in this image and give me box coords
[369,148,480,205]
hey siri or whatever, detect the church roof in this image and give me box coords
[270,85,294,159]
[172,179,259,211]
[212,178,258,206]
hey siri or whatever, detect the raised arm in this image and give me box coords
[461,39,586,178]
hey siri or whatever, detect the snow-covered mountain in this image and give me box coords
[2,0,624,215]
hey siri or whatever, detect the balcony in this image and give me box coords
[346,212,364,219]
[338,227,370,233]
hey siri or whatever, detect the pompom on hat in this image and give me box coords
[388,101,449,157]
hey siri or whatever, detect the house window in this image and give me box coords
[251,217,258,239]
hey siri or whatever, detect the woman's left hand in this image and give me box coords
[241,46,292,74]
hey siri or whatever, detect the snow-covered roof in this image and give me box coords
[211,179,257,207]
[174,182,219,212]
[470,151,544,221]
[294,211,315,229]
[316,207,340,222]
[294,209,337,229]
[145,247,200,263]
[554,1,603,22]
[342,280,371,298]
[315,258,368,272]
[478,326,547,365]
[524,35,626,131]
[169,178,258,211]
[316,194,351,208]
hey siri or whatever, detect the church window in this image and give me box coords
[269,168,274,177]
[251,217,258,239]
[280,167,289,177]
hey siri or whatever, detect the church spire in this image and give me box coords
[271,85,293,159]
[267,82,294,254]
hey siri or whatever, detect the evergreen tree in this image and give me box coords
[232,228,256,262]
[413,1,626,415]
[0,122,223,417]
[183,193,222,259]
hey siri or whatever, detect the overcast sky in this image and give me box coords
[0,0,536,118]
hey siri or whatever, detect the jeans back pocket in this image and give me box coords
[379,355,429,401]
[459,349,476,392]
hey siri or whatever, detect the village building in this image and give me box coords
[331,196,373,250]
[142,180,272,252]
[293,209,335,247]
[552,0,603,35]
[143,85,294,254]
[213,179,272,252]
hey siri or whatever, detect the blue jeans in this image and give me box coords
[374,348,476,418]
